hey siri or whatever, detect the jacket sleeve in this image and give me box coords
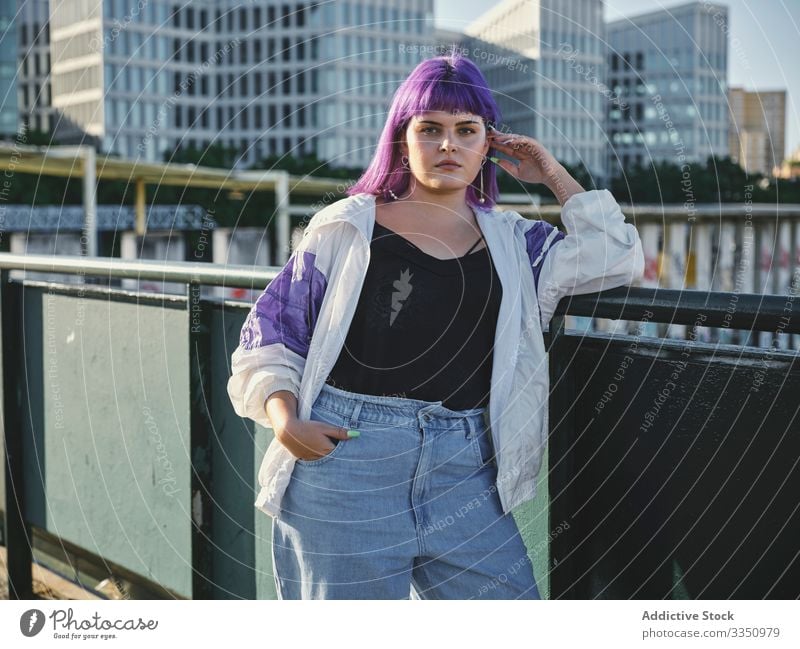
[527,189,645,330]
[226,247,328,428]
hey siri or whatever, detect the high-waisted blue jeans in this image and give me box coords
[271,382,541,600]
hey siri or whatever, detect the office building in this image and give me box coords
[38,0,436,167]
[606,2,729,175]
[728,87,786,176]
[16,0,52,134]
[466,0,607,179]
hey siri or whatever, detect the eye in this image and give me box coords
[419,126,476,134]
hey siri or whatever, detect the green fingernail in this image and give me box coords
[489,156,500,164]
[347,429,360,438]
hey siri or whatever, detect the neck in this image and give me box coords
[393,184,476,224]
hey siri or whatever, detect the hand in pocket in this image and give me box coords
[276,418,357,461]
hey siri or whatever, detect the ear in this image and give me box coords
[399,132,409,157]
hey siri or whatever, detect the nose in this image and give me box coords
[439,138,456,152]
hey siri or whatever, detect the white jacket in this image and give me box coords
[227,190,644,518]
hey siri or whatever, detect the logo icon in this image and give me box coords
[390,268,413,326]
[20,609,45,637]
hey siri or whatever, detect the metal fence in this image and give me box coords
[1,253,798,599]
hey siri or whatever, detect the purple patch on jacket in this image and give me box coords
[524,221,565,292]
[239,250,328,357]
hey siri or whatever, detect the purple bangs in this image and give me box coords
[347,53,502,210]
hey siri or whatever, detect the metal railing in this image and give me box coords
[1,253,798,599]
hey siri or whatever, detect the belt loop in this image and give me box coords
[465,413,479,439]
[348,399,363,429]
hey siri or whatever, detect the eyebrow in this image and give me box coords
[416,120,481,126]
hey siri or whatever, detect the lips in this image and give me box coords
[436,160,461,168]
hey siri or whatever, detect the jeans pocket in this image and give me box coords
[295,402,350,467]
[469,425,495,468]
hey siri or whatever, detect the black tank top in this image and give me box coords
[325,221,502,410]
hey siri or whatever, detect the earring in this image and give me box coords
[478,157,486,203]
[387,155,414,201]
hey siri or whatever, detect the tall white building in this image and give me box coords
[466,0,607,180]
[41,0,436,167]
[606,2,729,175]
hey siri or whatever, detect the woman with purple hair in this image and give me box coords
[228,53,644,599]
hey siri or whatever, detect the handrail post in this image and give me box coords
[547,312,578,599]
[1,271,33,599]
[188,281,214,598]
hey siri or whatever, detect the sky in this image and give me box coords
[435,0,800,158]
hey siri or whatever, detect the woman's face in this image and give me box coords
[399,110,491,195]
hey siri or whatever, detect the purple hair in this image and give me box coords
[347,53,502,210]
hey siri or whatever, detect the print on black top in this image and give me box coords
[325,221,502,410]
